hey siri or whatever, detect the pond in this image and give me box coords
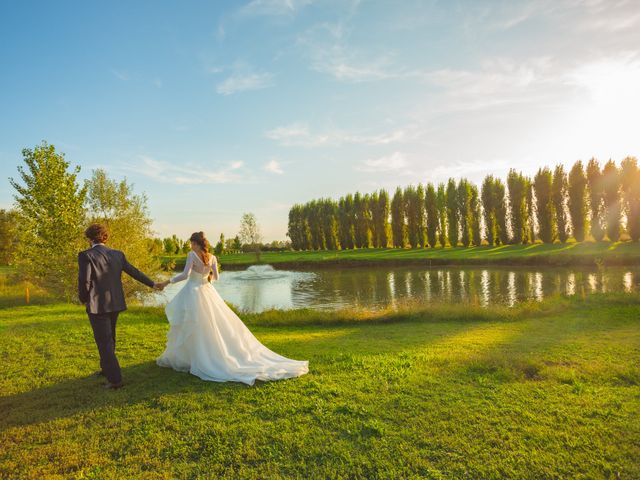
[146,264,640,313]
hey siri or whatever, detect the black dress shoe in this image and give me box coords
[104,381,124,390]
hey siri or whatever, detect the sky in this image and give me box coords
[1,0,639,241]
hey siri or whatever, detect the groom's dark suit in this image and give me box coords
[78,243,155,385]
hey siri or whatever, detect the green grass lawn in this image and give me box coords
[162,241,640,270]
[1,295,638,479]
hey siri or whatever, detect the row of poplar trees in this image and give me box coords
[287,157,640,250]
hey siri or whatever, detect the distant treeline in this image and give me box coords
[287,157,640,250]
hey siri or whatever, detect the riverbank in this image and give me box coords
[1,294,638,478]
[164,241,640,271]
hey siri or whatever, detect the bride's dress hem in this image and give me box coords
[157,253,309,385]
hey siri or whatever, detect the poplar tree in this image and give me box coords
[469,183,482,246]
[602,159,621,242]
[457,179,472,247]
[494,178,509,245]
[481,175,496,245]
[446,178,459,247]
[436,183,447,247]
[551,164,569,243]
[534,167,556,243]
[507,169,528,244]
[620,157,640,241]
[586,158,605,241]
[425,183,438,248]
[568,160,588,242]
[390,187,406,248]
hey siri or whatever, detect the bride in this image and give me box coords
[156,231,308,385]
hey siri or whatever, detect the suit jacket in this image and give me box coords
[78,244,155,314]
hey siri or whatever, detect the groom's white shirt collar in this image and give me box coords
[91,243,105,248]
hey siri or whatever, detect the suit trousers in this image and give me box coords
[88,311,121,384]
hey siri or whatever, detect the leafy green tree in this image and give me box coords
[568,160,588,242]
[552,165,569,243]
[338,195,356,249]
[446,178,459,247]
[481,175,496,245]
[586,158,605,241]
[85,169,161,297]
[354,193,372,248]
[239,212,262,261]
[425,183,438,248]
[601,159,621,242]
[390,187,406,248]
[162,236,177,254]
[320,199,340,250]
[493,178,508,245]
[436,183,447,247]
[306,200,325,250]
[214,233,225,256]
[371,189,390,248]
[507,169,528,244]
[9,142,87,300]
[469,183,482,246]
[404,185,425,248]
[534,167,556,243]
[0,209,19,265]
[620,157,640,241]
[526,178,535,243]
[457,179,472,247]
[232,235,242,251]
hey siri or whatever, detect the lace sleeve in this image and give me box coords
[170,251,194,284]
[210,256,219,282]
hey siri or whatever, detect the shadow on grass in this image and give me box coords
[0,360,254,433]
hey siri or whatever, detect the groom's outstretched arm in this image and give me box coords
[78,252,91,304]
[120,252,155,288]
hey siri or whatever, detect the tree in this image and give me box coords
[0,209,19,264]
[568,160,588,242]
[552,164,569,243]
[353,192,372,248]
[620,157,640,241]
[214,233,225,256]
[586,159,605,241]
[371,189,390,248]
[0,209,19,265]
[446,178,459,247]
[601,159,621,242]
[534,167,556,243]
[469,183,482,246]
[85,169,160,298]
[9,142,87,300]
[457,179,472,247]
[507,169,528,244]
[337,195,356,250]
[390,187,406,248]
[238,212,262,261]
[526,178,535,243]
[232,235,242,251]
[481,176,496,245]
[425,183,438,248]
[320,199,340,250]
[436,183,447,247]
[493,178,509,245]
[404,185,423,248]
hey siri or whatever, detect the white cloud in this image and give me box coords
[264,159,284,174]
[216,71,274,95]
[110,69,129,81]
[130,155,247,184]
[265,122,408,147]
[239,0,314,16]
[356,152,408,173]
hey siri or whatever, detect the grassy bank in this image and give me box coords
[163,241,640,271]
[1,295,639,478]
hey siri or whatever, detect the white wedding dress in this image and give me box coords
[156,250,309,385]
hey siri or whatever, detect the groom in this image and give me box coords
[78,223,163,389]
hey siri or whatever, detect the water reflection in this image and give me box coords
[146,265,639,313]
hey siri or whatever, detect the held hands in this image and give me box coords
[153,280,170,291]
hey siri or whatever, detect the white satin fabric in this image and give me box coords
[156,251,309,385]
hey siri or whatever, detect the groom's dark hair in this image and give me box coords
[85,224,109,244]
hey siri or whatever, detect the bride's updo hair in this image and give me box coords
[190,231,211,262]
